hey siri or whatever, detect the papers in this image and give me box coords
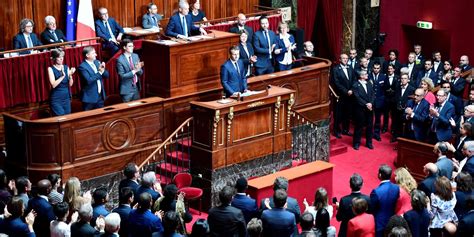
[123,27,133,33]
[241,90,265,97]
[157,40,179,45]
[217,98,235,104]
[187,36,203,41]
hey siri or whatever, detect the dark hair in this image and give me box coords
[273,189,287,208]
[219,186,234,205]
[315,208,330,237]
[379,165,392,180]
[300,212,314,231]
[147,2,156,10]
[432,50,441,57]
[455,172,473,193]
[434,176,453,201]
[0,169,7,189]
[229,45,240,54]
[466,195,474,210]
[123,163,137,179]
[424,59,432,65]
[352,197,368,215]
[47,173,61,187]
[50,49,65,61]
[138,192,152,210]
[462,123,473,137]
[163,184,178,199]
[247,218,263,237]
[259,16,268,23]
[273,177,288,191]
[93,187,108,204]
[235,177,248,193]
[7,196,24,218]
[82,46,95,58]
[373,61,381,68]
[349,173,363,191]
[384,215,411,237]
[437,142,449,155]
[410,189,427,211]
[313,187,328,210]
[163,211,180,234]
[16,176,30,194]
[119,187,134,204]
[53,202,70,219]
[121,38,133,49]
[190,218,209,237]
[387,64,395,70]
[388,49,399,58]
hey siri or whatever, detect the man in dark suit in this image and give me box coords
[403,52,421,84]
[383,64,399,135]
[460,55,472,74]
[335,173,370,237]
[404,88,430,141]
[92,187,110,227]
[454,123,471,161]
[429,89,455,142]
[165,1,207,39]
[414,44,425,65]
[221,46,248,97]
[231,177,258,224]
[71,204,105,237]
[78,46,109,111]
[142,3,162,29]
[348,48,359,71]
[13,18,42,54]
[3,196,36,237]
[95,7,124,55]
[40,16,66,45]
[238,31,256,77]
[352,70,375,150]
[463,105,474,125]
[418,162,438,197]
[370,62,386,141]
[434,142,454,179]
[440,81,463,122]
[112,187,133,237]
[393,73,415,141]
[134,171,161,203]
[229,13,254,43]
[117,39,144,102]
[102,213,121,237]
[128,192,163,236]
[298,41,316,59]
[253,16,281,75]
[415,59,438,87]
[364,49,376,71]
[26,179,56,237]
[118,162,140,195]
[332,53,356,138]
[432,51,444,76]
[355,57,370,76]
[461,141,474,178]
[450,66,466,98]
[208,186,247,236]
[370,165,400,237]
[457,195,474,236]
[382,49,402,76]
[261,189,296,237]
[259,177,301,224]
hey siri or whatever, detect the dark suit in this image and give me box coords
[128,209,164,237]
[259,196,301,223]
[415,69,438,87]
[430,101,455,142]
[418,173,437,197]
[382,60,402,75]
[207,204,247,237]
[433,60,444,75]
[71,221,100,237]
[231,193,258,223]
[253,29,278,75]
[403,63,421,84]
[335,192,370,237]
[348,58,359,71]
[261,208,296,237]
[40,28,66,45]
[370,181,400,237]
[435,156,454,180]
[142,13,162,29]
[118,179,139,194]
[457,210,474,236]
[13,33,42,54]
[461,155,474,178]
[454,190,474,219]
[383,74,399,132]
[370,73,386,139]
[403,209,430,237]
[92,204,109,227]
[394,84,415,139]
[135,186,160,203]
[405,99,430,141]
[78,60,109,110]
[220,59,247,97]
[165,13,199,38]
[454,136,470,161]
[450,77,466,98]
[112,204,132,237]
[117,53,143,102]
[95,18,124,55]
[447,93,463,122]
[158,198,192,223]
[229,25,254,43]
[332,64,356,135]
[26,196,55,237]
[352,80,375,146]
[3,217,35,237]
[238,42,255,77]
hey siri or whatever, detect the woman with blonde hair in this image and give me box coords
[420,77,436,105]
[63,177,91,221]
[394,167,417,215]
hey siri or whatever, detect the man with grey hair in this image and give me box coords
[259,177,301,224]
[336,173,370,237]
[165,1,207,39]
[352,70,375,150]
[135,171,161,203]
[71,204,105,236]
[103,212,121,235]
[429,88,455,142]
[41,15,66,45]
[461,141,474,178]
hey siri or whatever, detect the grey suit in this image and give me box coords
[142,13,162,29]
[117,53,143,102]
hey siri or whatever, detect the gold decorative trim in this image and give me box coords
[287,93,295,128]
[274,96,281,130]
[212,110,220,146]
[247,101,265,108]
[227,107,234,142]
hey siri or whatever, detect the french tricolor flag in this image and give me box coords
[76,0,96,44]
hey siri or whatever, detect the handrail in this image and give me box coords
[328,85,339,101]
[196,7,280,25]
[138,117,193,169]
[1,37,100,55]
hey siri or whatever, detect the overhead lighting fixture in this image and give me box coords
[417,21,433,29]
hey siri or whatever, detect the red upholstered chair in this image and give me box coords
[173,173,203,214]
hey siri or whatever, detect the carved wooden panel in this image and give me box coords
[232,107,272,143]
[29,133,57,164]
[132,113,163,143]
[74,125,107,159]
[178,48,228,86]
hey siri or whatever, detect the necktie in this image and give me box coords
[89,62,102,94]
[234,61,240,75]
[264,31,272,58]
[182,16,188,37]
[26,35,33,48]
[51,30,58,41]
[104,21,116,40]
[129,56,137,85]
[425,71,429,78]
[152,16,157,27]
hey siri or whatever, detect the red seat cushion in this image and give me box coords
[179,187,203,200]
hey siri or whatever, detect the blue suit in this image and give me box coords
[415,69,438,87]
[435,156,453,180]
[78,60,109,110]
[461,156,474,178]
[135,186,160,203]
[370,181,400,237]
[220,59,247,97]
[40,28,66,45]
[231,193,258,223]
[92,204,109,227]
[26,196,56,237]
[447,93,463,122]
[403,209,430,237]
[117,53,143,102]
[418,173,437,197]
[165,13,199,38]
[259,196,301,224]
[112,204,132,237]
[253,29,278,75]
[229,25,254,43]
[275,34,295,70]
[128,209,164,237]
[457,210,474,236]
[142,13,162,29]
[431,101,455,142]
[261,208,296,237]
[95,18,124,55]
[13,33,42,54]
[451,77,466,98]
[118,179,139,195]
[3,217,35,237]
[405,99,430,141]
[238,42,255,77]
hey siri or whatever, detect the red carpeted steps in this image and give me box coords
[330,137,348,156]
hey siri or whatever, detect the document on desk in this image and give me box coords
[157,40,179,45]
[241,90,265,97]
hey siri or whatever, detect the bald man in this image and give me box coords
[418,163,438,197]
[26,179,55,237]
[460,55,472,73]
[229,13,254,42]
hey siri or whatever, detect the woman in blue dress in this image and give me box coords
[47,49,75,116]
[189,0,208,24]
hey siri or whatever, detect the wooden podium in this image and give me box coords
[142,30,240,98]
[190,86,295,171]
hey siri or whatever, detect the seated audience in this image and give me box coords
[394,167,417,215]
[47,173,63,205]
[26,179,56,237]
[253,16,281,75]
[383,215,411,237]
[92,187,109,226]
[237,30,257,77]
[50,201,77,237]
[208,185,246,236]
[189,0,208,23]
[260,177,301,223]
[117,39,144,102]
[41,15,66,45]
[247,218,263,237]
[404,88,430,141]
[128,192,164,236]
[453,172,474,219]
[229,13,254,42]
[15,176,31,209]
[13,18,42,54]
[403,189,430,237]
[118,162,140,195]
[102,213,120,237]
[314,208,336,237]
[418,162,439,197]
[142,2,162,29]
[231,177,258,223]
[3,196,36,237]
[457,195,474,236]
[153,211,183,237]
[112,187,133,237]
[304,187,333,221]
[165,1,207,39]
[70,204,104,237]
[48,48,75,116]
[78,46,109,111]
[261,189,296,237]
[428,176,458,237]
[275,22,296,71]
[95,7,124,55]
[433,142,454,179]
[135,171,162,203]
[63,177,92,222]
[347,197,375,237]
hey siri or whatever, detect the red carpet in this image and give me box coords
[329,130,398,232]
[185,208,208,233]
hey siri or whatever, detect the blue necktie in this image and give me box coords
[182,16,188,37]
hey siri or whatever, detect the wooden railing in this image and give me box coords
[195,5,280,26]
[1,37,100,57]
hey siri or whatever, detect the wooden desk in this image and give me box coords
[124,27,161,40]
[396,137,437,181]
[142,30,239,98]
[247,161,334,209]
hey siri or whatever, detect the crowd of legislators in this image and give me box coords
[0,157,473,236]
[331,45,472,150]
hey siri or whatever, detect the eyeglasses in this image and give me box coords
[25,25,33,28]
[442,86,450,88]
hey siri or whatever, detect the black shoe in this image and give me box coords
[335,133,342,139]
[374,136,381,141]
[381,128,387,134]
[366,144,374,149]
[353,144,360,150]
[390,137,397,143]
[342,131,353,136]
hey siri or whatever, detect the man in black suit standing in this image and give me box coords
[414,44,425,65]
[231,177,258,223]
[229,13,254,43]
[41,16,66,45]
[418,163,438,197]
[332,53,356,138]
[432,51,444,77]
[457,195,474,236]
[26,179,56,237]
[404,52,421,84]
[336,173,370,237]
[393,73,415,141]
[382,49,402,76]
[118,163,140,195]
[208,186,247,236]
[259,177,301,224]
[352,70,375,150]
[364,48,376,70]
[348,48,359,70]
[112,187,133,237]
[451,66,466,98]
